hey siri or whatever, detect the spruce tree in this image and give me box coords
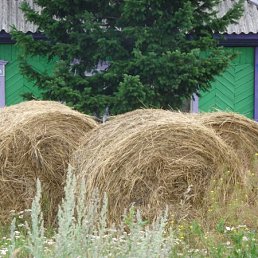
[12,0,244,115]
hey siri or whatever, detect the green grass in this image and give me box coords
[1,168,258,257]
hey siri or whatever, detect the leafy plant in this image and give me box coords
[1,165,258,258]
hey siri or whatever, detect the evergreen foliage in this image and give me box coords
[12,0,244,115]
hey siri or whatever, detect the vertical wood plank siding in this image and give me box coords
[254,47,258,121]
[0,44,55,106]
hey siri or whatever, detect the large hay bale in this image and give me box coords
[194,112,258,168]
[0,101,98,224]
[73,109,241,223]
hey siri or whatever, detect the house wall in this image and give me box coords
[0,44,53,106]
[198,47,254,119]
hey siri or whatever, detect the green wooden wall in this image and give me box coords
[199,47,254,119]
[0,44,53,106]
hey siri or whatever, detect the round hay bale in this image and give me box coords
[73,109,241,223]
[194,112,258,168]
[0,101,98,224]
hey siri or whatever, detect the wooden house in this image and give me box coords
[192,0,258,120]
[1,0,258,121]
[0,0,49,107]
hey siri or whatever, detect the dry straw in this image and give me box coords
[73,109,241,223]
[194,112,258,169]
[0,100,97,224]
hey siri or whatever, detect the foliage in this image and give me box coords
[1,168,174,257]
[12,0,244,115]
[1,166,258,257]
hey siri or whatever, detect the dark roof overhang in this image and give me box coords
[0,30,46,44]
[217,33,258,47]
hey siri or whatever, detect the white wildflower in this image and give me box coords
[242,236,249,241]
[46,239,55,246]
[0,248,8,255]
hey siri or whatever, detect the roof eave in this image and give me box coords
[217,33,258,46]
[0,30,46,44]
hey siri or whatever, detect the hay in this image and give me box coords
[72,109,241,223]
[194,112,258,169]
[0,100,98,224]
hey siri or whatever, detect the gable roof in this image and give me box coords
[218,0,258,33]
[0,0,38,33]
[1,0,258,34]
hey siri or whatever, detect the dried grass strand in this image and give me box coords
[0,101,97,224]
[73,109,241,223]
